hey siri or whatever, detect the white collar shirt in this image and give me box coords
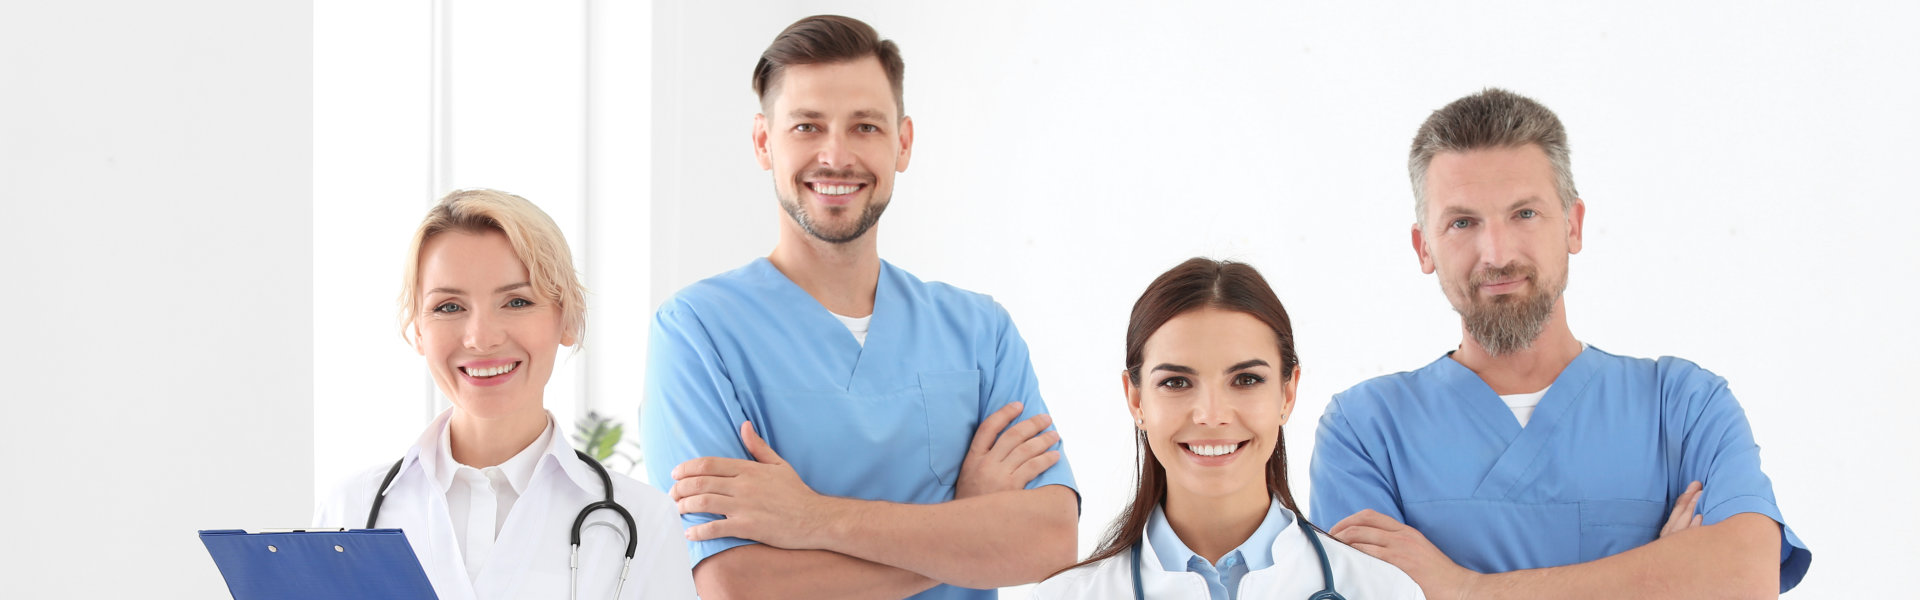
[432,414,553,580]
[313,409,697,599]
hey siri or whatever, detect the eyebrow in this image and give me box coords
[1149,359,1271,375]
[427,282,531,296]
[1440,196,1544,218]
[787,109,892,121]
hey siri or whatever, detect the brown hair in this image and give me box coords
[752,15,906,115]
[1409,87,1578,228]
[1064,257,1310,574]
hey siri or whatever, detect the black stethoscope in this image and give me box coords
[1130,507,1344,600]
[367,450,638,600]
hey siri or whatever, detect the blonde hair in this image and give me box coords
[398,189,586,348]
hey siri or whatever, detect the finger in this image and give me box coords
[1329,509,1396,536]
[1008,450,1062,485]
[1662,490,1695,534]
[668,475,737,502]
[1347,541,1391,561]
[1683,482,1703,515]
[969,402,1024,455]
[991,413,1053,460]
[684,518,743,542]
[674,493,733,517]
[1005,428,1061,464]
[740,421,785,466]
[1690,514,1702,528]
[1331,524,1390,547]
[672,456,753,480]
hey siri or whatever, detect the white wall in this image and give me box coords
[0,2,313,598]
[652,1,1920,597]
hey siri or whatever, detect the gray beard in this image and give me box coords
[1458,285,1559,357]
[779,194,886,245]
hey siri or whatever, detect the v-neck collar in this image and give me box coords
[749,257,895,392]
[1433,346,1606,500]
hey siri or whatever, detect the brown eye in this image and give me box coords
[1234,373,1265,386]
[1158,377,1191,390]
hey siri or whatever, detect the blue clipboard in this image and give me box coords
[200,529,438,600]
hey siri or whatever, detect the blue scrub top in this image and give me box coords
[1310,346,1810,592]
[642,258,1077,599]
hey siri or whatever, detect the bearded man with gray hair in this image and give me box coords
[1308,88,1810,599]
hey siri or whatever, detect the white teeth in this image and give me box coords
[810,183,858,195]
[465,362,518,378]
[1187,443,1240,457]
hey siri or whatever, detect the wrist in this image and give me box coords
[808,495,861,550]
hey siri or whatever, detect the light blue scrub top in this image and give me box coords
[1146,499,1288,600]
[643,258,1077,600]
[1310,346,1810,592]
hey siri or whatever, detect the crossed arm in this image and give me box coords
[673,404,1078,600]
[1329,482,1781,599]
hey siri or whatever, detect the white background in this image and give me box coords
[4,1,1913,598]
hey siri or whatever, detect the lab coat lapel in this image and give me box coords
[1470,347,1603,500]
[1131,537,1214,598]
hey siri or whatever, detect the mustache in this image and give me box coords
[799,167,876,184]
[1471,263,1536,286]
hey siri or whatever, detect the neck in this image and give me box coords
[447,407,548,468]
[1162,484,1271,565]
[1452,296,1584,394]
[768,219,881,317]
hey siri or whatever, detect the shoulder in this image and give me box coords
[1032,553,1127,597]
[1315,529,1425,598]
[1324,356,1452,423]
[655,260,778,322]
[884,261,1002,320]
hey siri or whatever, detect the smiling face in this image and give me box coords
[412,229,572,420]
[1128,308,1299,509]
[1414,144,1585,355]
[753,56,913,244]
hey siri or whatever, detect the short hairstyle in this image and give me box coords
[398,189,586,347]
[1408,88,1578,227]
[752,15,906,116]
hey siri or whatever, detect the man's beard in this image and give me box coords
[779,169,887,244]
[1453,263,1565,356]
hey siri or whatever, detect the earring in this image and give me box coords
[1135,417,1144,427]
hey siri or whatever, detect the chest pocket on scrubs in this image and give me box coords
[919,370,982,487]
[1577,499,1662,561]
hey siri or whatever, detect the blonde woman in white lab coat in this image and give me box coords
[314,189,695,600]
[1033,259,1422,600]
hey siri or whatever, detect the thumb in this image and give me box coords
[741,421,784,465]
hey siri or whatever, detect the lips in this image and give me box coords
[1178,440,1250,464]
[457,360,522,387]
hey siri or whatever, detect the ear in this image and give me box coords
[1122,370,1143,429]
[560,315,579,348]
[411,321,426,356]
[753,113,773,171]
[894,115,914,172]
[1566,198,1586,255]
[1412,222,1437,274]
[1278,365,1301,425]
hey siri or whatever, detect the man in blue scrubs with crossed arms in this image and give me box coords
[1310,88,1810,598]
[642,15,1078,600]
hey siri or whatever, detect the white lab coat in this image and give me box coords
[314,411,696,600]
[1032,515,1425,600]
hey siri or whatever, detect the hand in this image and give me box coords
[669,421,844,549]
[1330,510,1481,599]
[955,402,1062,499]
[1660,480,1705,538]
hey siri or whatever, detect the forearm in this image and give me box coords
[693,544,938,600]
[822,485,1078,589]
[1468,513,1779,600]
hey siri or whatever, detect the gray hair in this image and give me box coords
[1408,88,1578,227]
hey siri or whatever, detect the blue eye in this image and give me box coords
[1450,218,1473,229]
[1233,373,1265,386]
[434,302,462,314]
[1518,209,1538,219]
[507,297,532,308]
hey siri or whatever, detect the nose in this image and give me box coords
[463,307,503,352]
[816,131,854,169]
[1477,219,1517,270]
[1191,385,1230,427]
